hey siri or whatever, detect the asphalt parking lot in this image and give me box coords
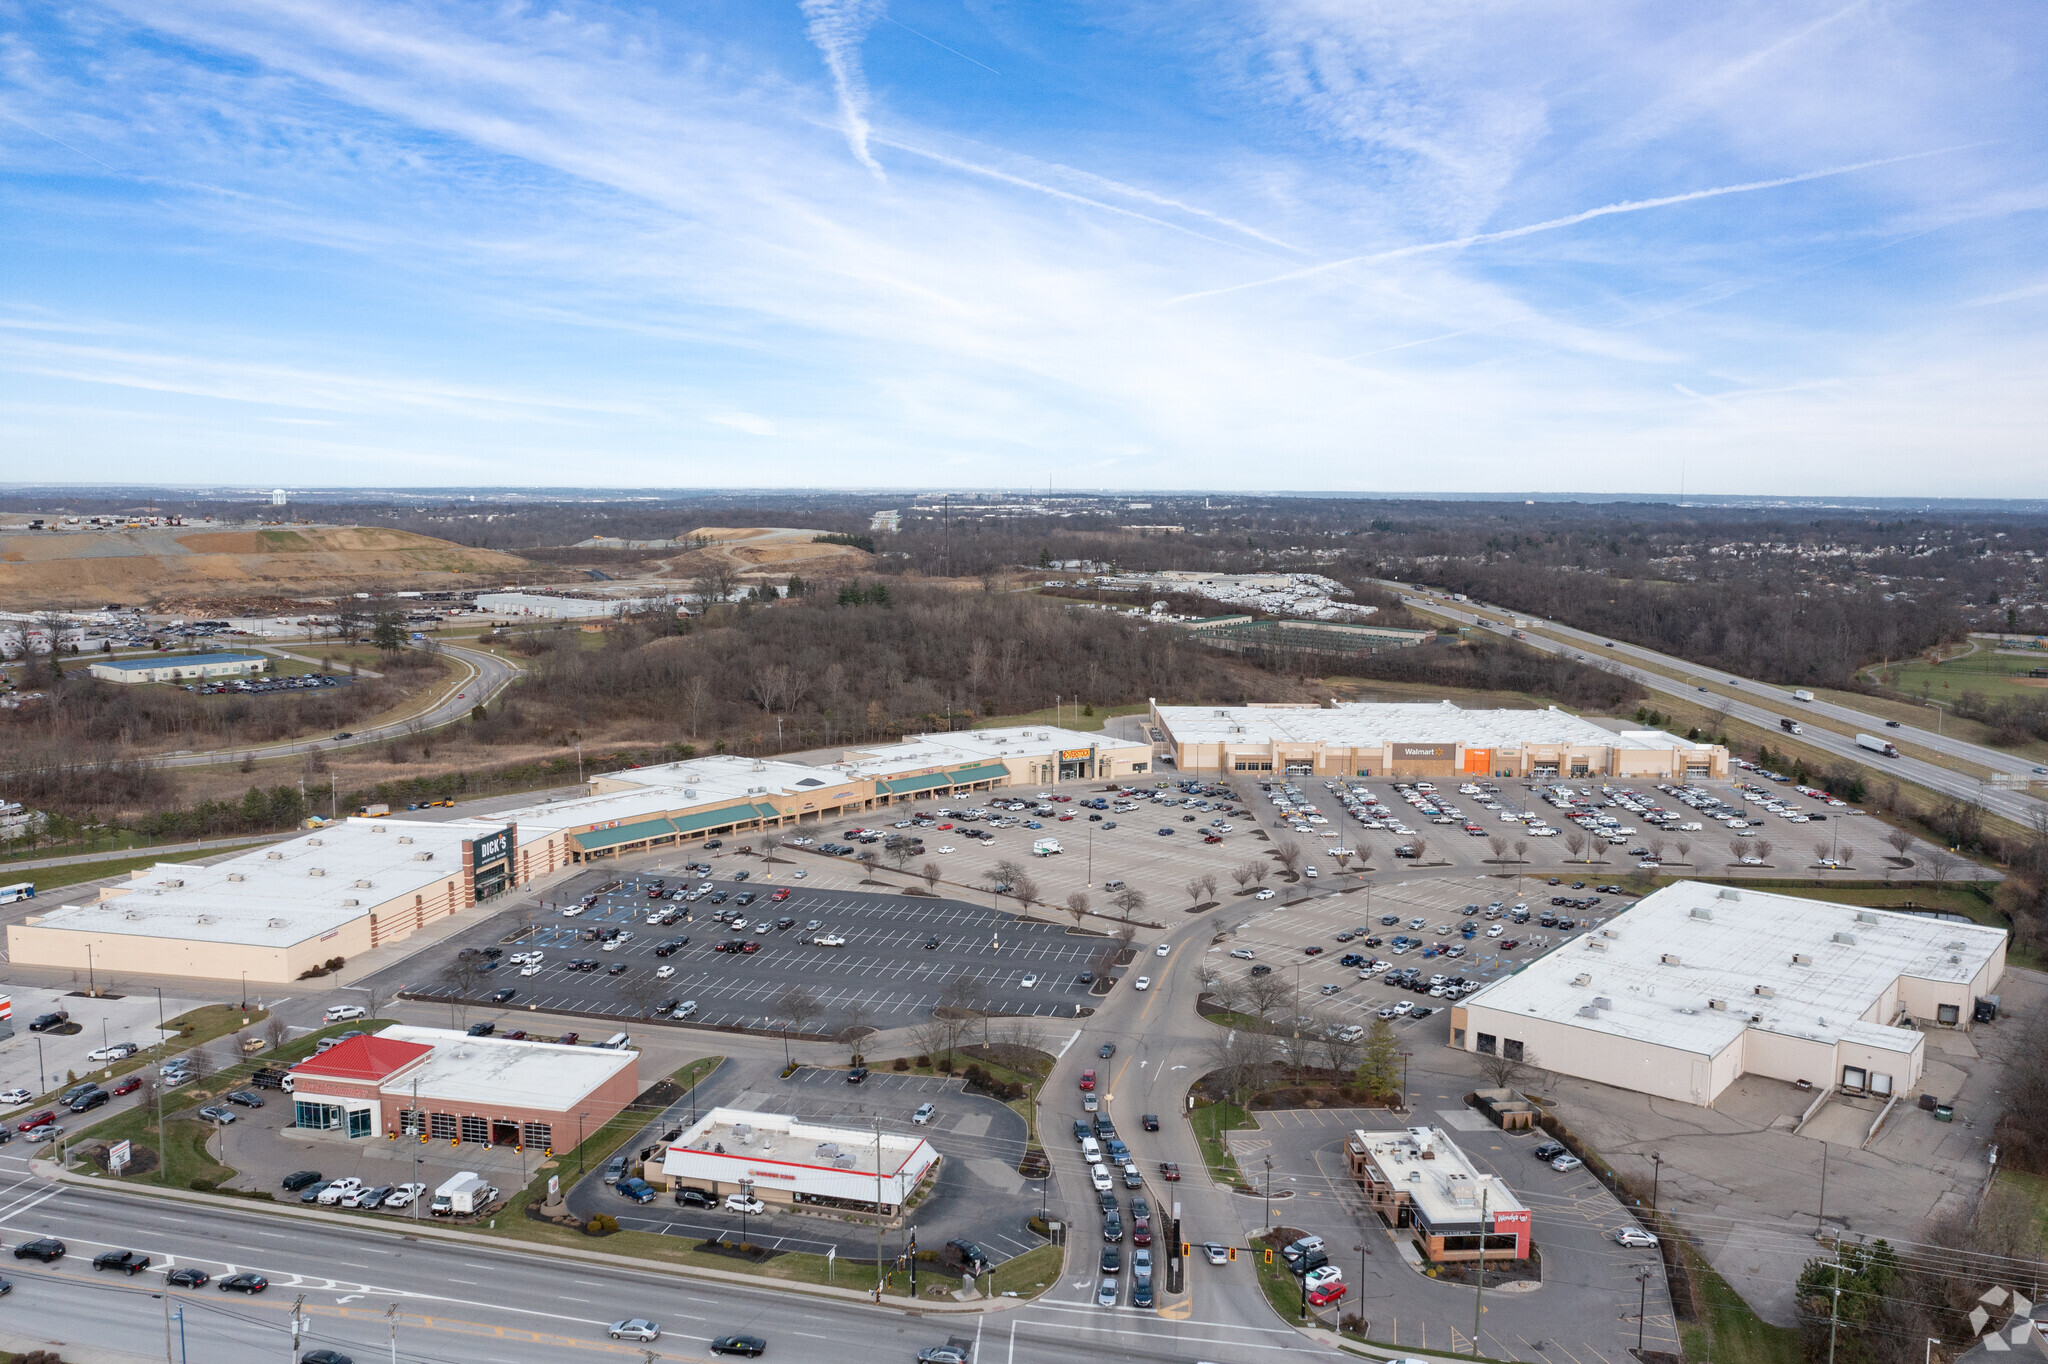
[567,1061,1049,1264]
[1201,872,1629,1033]
[380,873,1109,1034]
[1226,1101,1678,1362]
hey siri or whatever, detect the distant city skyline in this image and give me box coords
[3,2,2043,494]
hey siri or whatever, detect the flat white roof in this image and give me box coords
[661,1107,938,1203]
[1352,1126,1526,1227]
[24,818,473,948]
[838,725,1150,779]
[1157,701,1712,752]
[1465,881,2006,1056]
[373,1025,635,1110]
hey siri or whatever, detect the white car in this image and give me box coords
[1254,889,1276,901]
[655,965,675,979]
[1392,1000,1415,1016]
[1019,973,1039,989]
[813,934,847,947]
[911,1102,936,1125]
[561,904,586,917]
[1305,1264,1344,1290]
[1487,924,1504,936]
[1229,947,1256,960]
[318,1178,364,1206]
[1133,976,1151,991]
[383,1182,427,1209]
[1090,1162,1114,1192]
[792,868,807,878]
[600,939,621,952]
[88,1043,138,1062]
[0,1088,32,1105]
[936,845,956,854]
[1155,943,1171,957]
[519,963,542,976]
[1613,1227,1659,1249]
[724,1194,766,1215]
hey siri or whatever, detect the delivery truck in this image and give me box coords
[431,1172,496,1217]
[1855,733,1901,758]
[1780,719,1802,734]
[1032,838,1063,857]
[356,803,390,817]
[1792,690,1815,703]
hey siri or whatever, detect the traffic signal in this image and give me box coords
[1263,1249,1273,1265]
[1228,1247,1238,1262]
[1182,1242,1192,1258]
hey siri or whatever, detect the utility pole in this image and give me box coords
[161,1285,173,1364]
[1473,1186,1488,1354]
[386,1301,399,1364]
[1636,1269,1651,1354]
[1825,1238,1845,1364]
[874,1119,886,1303]
[1263,1155,1273,1231]
[291,1292,307,1362]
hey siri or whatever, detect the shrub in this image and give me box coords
[583,1213,618,1235]
[892,1057,910,1072]
[914,1055,930,1068]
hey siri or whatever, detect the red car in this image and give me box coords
[1158,1162,1181,1181]
[1501,939,1520,950]
[1079,1069,1096,1091]
[1303,946,1324,956]
[740,941,761,954]
[17,1110,55,1132]
[1308,1282,1347,1307]
[770,888,791,902]
[111,1076,142,1097]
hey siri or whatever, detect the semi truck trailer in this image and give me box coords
[1855,733,1901,758]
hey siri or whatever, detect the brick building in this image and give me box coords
[287,1026,638,1153]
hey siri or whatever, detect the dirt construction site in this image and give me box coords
[0,524,530,609]
[657,526,872,584]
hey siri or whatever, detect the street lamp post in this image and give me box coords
[1636,1269,1651,1353]
[1263,1156,1273,1232]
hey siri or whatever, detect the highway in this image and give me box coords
[1391,586,2048,829]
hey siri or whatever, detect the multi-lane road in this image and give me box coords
[1394,586,2048,827]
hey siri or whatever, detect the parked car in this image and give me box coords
[281,1169,323,1192]
[1614,1227,1659,1248]
[167,1265,210,1287]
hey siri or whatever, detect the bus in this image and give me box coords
[0,883,33,905]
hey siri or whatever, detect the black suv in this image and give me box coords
[675,1186,716,1208]
[68,1090,110,1113]
[947,1238,990,1269]
[13,1238,65,1262]
[281,1170,322,1192]
[28,1012,68,1032]
[1532,1141,1566,1162]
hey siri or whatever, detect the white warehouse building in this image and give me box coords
[1451,882,2006,1107]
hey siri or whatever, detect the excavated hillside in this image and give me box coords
[0,525,532,609]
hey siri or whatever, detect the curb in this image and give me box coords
[44,1165,1038,1315]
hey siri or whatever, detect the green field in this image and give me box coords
[1874,648,2048,703]
[0,840,275,893]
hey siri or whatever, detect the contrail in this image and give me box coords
[1167,146,1978,306]
[882,14,1000,75]
[802,0,888,180]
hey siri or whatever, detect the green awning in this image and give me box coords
[573,817,676,851]
[672,804,755,834]
[880,771,953,795]
[749,802,783,821]
[944,761,1012,785]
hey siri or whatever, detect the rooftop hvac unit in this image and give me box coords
[1832,932,1857,946]
[227,873,245,882]
[164,878,184,888]
[1708,999,1728,1010]
[1586,939,1608,952]
[267,917,286,928]
[412,851,434,861]
[195,915,215,925]
[124,911,142,920]
[354,879,373,888]
[1600,927,1620,939]
[307,838,323,846]
[1660,953,1682,966]
[1855,911,1879,924]
[308,867,326,877]
[397,836,413,845]
[266,851,284,860]
[1718,888,1741,901]
[342,898,359,907]
[1571,972,1593,987]
[1593,997,1613,1010]
[1754,985,1775,998]
[684,789,696,799]
[835,1154,857,1169]
[1577,1004,1599,1018]
[1407,1170,1422,1183]
[1792,953,1813,965]
[1946,940,1968,952]
[372,825,385,833]
[1690,906,1714,921]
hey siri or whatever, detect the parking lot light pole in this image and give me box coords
[1650,1151,1663,1212]
[1636,1269,1650,1352]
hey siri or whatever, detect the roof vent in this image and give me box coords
[1792,953,1813,966]
[1708,999,1728,1010]
[372,824,385,833]
[1677,1006,1698,1015]
[685,789,696,799]
[124,910,142,920]
[307,838,323,846]
[1600,927,1620,939]
[1717,888,1741,901]
[1577,1005,1600,1018]
[1660,953,1682,966]
[308,867,326,877]
[398,836,413,845]
[1754,985,1776,998]
[1855,911,1878,924]
[227,873,245,882]
[266,851,284,861]
[267,917,286,928]
[1832,932,1857,946]
[1586,939,1608,953]
[353,879,373,889]
[1945,940,1967,952]
[1593,997,1613,1010]
[1571,972,1592,987]
[341,898,359,907]
[413,851,434,861]
[1690,906,1714,921]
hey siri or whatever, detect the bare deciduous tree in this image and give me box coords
[1408,836,1429,863]
[775,986,823,1054]
[1488,835,1508,862]
[1729,837,1748,864]
[1276,1023,1320,1076]
[1185,878,1205,908]
[759,833,782,864]
[1676,837,1692,864]
[1064,890,1091,926]
[1479,1045,1540,1092]
[1754,838,1774,864]
[1243,973,1291,1022]
[1815,840,1834,866]
[1886,827,1914,860]
[1649,837,1666,862]
[838,1000,876,1065]
[855,848,880,882]
[911,1014,953,1070]
[1273,840,1305,877]
[1231,862,1257,892]
[1207,1029,1276,1110]
[1322,1017,1364,1074]
[1925,847,1961,896]
[1111,887,1148,920]
[1565,830,1586,862]
[1201,872,1219,901]
[1514,838,1529,863]
[1011,872,1038,906]
[922,860,942,892]
[1250,861,1271,886]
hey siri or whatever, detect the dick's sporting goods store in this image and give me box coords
[470,826,515,900]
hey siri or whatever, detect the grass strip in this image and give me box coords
[1675,1239,1801,1364]
[1189,1100,1253,1189]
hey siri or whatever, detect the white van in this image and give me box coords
[595,1032,631,1050]
[1081,1136,1103,1163]
[323,1004,366,1023]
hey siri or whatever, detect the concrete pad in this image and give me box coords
[1435,1107,1492,1132]
[1799,1101,1875,1148]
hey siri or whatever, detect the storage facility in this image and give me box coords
[1346,1125,1531,1261]
[286,1025,638,1150]
[1451,882,2006,1107]
[5,818,516,983]
[1151,699,1727,781]
[656,1107,938,1217]
[87,652,268,684]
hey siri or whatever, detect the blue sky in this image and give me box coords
[2,1,2044,494]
